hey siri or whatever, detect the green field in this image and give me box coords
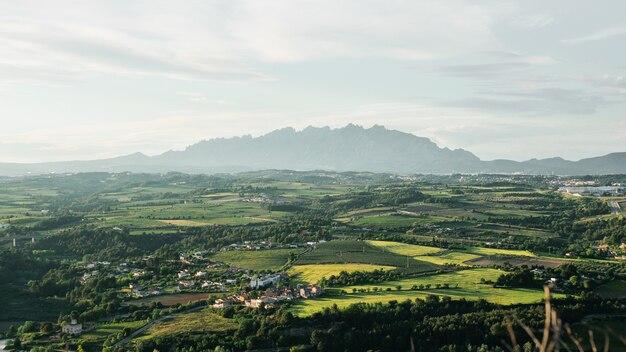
[288,263,395,285]
[127,293,211,307]
[415,251,482,266]
[296,240,440,273]
[465,247,536,257]
[339,213,447,228]
[366,240,444,256]
[81,320,147,343]
[212,248,303,271]
[289,268,553,316]
[136,310,237,341]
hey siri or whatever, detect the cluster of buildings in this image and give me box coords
[79,261,130,284]
[240,193,280,204]
[212,284,324,309]
[558,186,625,197]
[220,241,276,252]
[594,243,626,260]
[219,239,328,253]
[175,267,240,291]
[249,273,283,289]
[129,283,161,298]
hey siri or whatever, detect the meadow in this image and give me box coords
[296,240,441,273]
[287,263,395,285]
[135,309,237,341]
[81,320,147,343]
[366,240,444,256]
[212,248,303,271]
[127,293,211,307]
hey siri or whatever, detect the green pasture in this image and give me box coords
[212,248,303,271]
[288,263,395,285]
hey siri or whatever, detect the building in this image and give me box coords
[62,319,82,335]
[212,298,233,308]
[245,296,278,308]
[299,285,324,298]
[249,273,282,289]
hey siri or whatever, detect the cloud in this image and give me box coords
[0,0,515,85]
[447,88,609,115]
[436,63,530,78]
[562,27,626,44]
[177,92,230,105]
[511,14,555,29]
[0,16,267,84]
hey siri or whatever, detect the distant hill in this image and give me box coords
[1,124,625,176]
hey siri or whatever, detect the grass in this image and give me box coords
[288,263,395,285]
[340,214,447,228]
[465,247,536,257]
[212,248,303,271]
[296,240,440,273]
[366,240,444,256]
[81,320,146,343]
[126,293,211,307]
[415,251,482,266]
[289,268,556,316]
[136,309,237,341]
[88,199,289,231]
[158,219,214,226]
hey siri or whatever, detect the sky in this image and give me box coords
[1,0,625,163]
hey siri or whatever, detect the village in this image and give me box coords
[74,239,326,309]
[212,273,323,309]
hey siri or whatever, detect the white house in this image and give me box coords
[249,273,282,289]
[62,319,82,335]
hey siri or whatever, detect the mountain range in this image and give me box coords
[2,124,625,176]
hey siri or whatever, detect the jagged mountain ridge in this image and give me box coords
[0,124,624,175]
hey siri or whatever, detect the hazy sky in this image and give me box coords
[1,1,625,163]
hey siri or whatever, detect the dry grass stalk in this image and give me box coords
[504,286,619,352]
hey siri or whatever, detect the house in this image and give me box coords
[146,287,161,296]
[195,271,207,278]
[212,298,233,308]
[596,244,610,251]
[62,319,82,335]
[245,296,278,308]
[250,273,282,289]
[178,280,195,288]
[178,270,191,279]
[299,285,324,298]
[129,284,144,297]
[226,278,237,285]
